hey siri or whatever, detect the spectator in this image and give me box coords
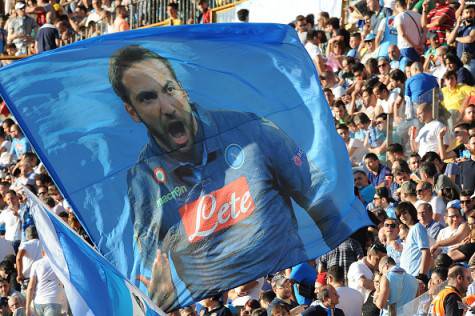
[374,255,418,315]
[382,217,403,265]
[0,190,23,246]
[367,0,389,34]
[0,15,7,54]
[7,2,36,55]
[388,45,408,71]
[111,5,129,33]
[9,124,31,161]
[347,32,361,59]
[458,134,475,192]
[445,52,475,86]
[304,30,325,61]
[448,4,475,66]
[373,187,397,218]
[301,284,343,316]
[448,212,475,262]
[421,0,455,46]
[361,33,378,64]
[347,243,386,303]
[394,0,423,62]
[258,291,275,310]
[16,226,42,287]
[0,224,13,264]
[26,253,65,316]
[396,201,431,279]
[364,153,391,187]
[430,264,472,316]
[460,190,474,216]
[432,205,467,255]
[441,70,475,130]
[354,169,376,205]
[405,62,439,117]
[197,0,211,24]
[438,123,471,161]
[410,103,448,157]
[416,181,446,223]
[416,202,443,242]
[399,180,417,204]
[267,274,296,315]
[295,15,309,44]
[337,124,367,166]
[8,292,25,316]
[326,265,363,316]
[201,294,232,316]
[35,12,59,53]
[85,0,105,26]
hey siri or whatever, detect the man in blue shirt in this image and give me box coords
[108,45,348,310]
[364,153,391,187]
[405,62,439,118]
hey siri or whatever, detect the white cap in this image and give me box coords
[15,2,26,9]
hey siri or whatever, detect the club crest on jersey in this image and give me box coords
[153,167,167,184]
[225,144,245,169]
[293,148,304,167]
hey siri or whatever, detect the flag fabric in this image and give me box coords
[25,188,164,316]
[0,23,371,310]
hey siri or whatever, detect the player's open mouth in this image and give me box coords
[168,121,188,146]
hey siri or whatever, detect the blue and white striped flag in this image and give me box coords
[25,189,163,316]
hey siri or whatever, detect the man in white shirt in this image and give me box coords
[16,226,42,286]
[410,103,449,158]
[348,243,386,303]
[0,190,22,245]
[327,265,364,316]
[336,124,367,166]
[432,206,468,255]
[393,0,423,62]
[26,254,65,316]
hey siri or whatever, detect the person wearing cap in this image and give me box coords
[417,202,443,242]
[399,180,417,205]
[431,265,472,316]
[374,255,418,316]
[267,274,297,315]
[431,205,469,256]
[361,32,378,64]
[347,243,387,303]
[396,202,431,279]
[6,1,36,55]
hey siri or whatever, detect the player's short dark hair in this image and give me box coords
[109,45,177,104]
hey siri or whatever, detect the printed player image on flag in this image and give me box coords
[0,23,371,311]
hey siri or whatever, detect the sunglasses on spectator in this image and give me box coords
[416,189,426,194]
[384,223,396,228]
[375,120,385,125]
[378,63,388,68]
[461,200,471,204]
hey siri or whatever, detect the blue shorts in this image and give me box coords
[400,47,420,62]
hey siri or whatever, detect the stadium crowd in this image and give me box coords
[0,0,475,315]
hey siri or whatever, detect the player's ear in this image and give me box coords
[124,103,141,123]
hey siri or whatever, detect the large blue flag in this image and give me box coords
[25,188,163,316]
[0,24,371,310]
